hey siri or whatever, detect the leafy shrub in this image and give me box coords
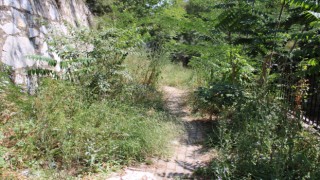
[26,79,179,172]
[28,26,141,101]
[189,45,256,87]
[200,91,320,179]
[193,82,243,119]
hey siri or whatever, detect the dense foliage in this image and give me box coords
[187,0,320,179]
[1,1,182,177]
[2,0,320,178]
[197,92,320,179]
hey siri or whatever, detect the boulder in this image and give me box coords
[2,36,35,68]
[0,0,92,88]
[1,23,21,35]
[4,0,21,9]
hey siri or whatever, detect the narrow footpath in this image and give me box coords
[109,86,213,180]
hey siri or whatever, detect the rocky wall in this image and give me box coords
[0,0,92,91]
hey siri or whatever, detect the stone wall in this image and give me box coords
[0,0,92,91]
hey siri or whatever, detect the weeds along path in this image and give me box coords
[109,86,213,180]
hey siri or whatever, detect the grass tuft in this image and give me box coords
[160,62,195,88]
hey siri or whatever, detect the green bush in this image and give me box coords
[27,26,142,101]
[26,79,179,172]
[193,82,243,119]
[200,91,320,179]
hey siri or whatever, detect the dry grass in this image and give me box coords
[159,63,195,88]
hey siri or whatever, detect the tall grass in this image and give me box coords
[124,50,168,87]
[160,62,195,88]
[23,79,181,173]
[0,56,182,178]
[0,66,35,176]
[124,50,196,89]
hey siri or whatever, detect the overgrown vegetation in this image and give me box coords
[2,0,320,178]
[30,79,177,171]
[195,90,320,179]
[188,0,320,179]
[0,5,182,177]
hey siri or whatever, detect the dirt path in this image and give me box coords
[108,86,213,180]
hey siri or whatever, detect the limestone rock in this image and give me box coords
[33,37,41,46]
[49,3,60,21]
[0,0,93,87]
[40,42,48,54]
[14,71,27,85]
[4,0,21,9]
[0,11,11,25]
[40,26,48,35]
[50,22,68,35]
[12,8,28,28]
[1,23,21,35]
[2,36,35,68]
[28,28,39,38]
[19,0,33,12]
